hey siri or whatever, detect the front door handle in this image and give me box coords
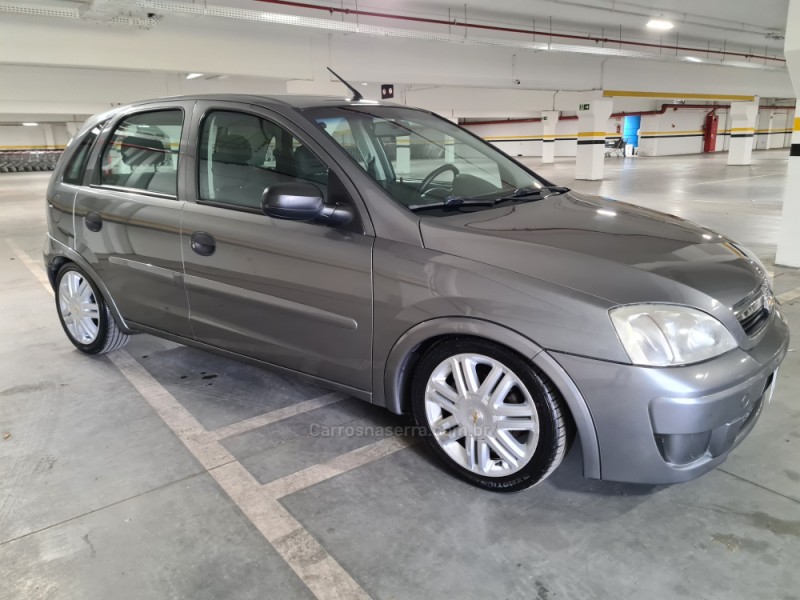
[85,211,103,232]
[190,231,216,256]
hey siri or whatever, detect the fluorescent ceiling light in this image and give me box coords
[22,122,38,126]
[186,73,204,79]
[361,82,369,86]
[684,56,703,62]
[647,19,674,31]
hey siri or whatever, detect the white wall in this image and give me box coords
[464,117,624,157]
[638,109,711,156]
[755,110,793,149]
[0,125,54,149]
[467,105,793,158]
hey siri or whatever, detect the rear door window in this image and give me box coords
[98,109,183,196]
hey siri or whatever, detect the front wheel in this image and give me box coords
[55,263,130,355]
[411,338,572,493]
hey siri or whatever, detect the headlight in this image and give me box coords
[610,304,738,367]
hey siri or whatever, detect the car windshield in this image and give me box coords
[303,105,557,216]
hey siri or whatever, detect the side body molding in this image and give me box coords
[378,317,601,480]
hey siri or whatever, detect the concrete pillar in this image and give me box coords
[445,136,455,163]
[727,98,759,165]
[776,0,800,267]
[767,112,785,149]
[541,110,559,164]
[575,99,613,180]
[40,124,55,149]
[65,122,80,139]
[396,135,410,175]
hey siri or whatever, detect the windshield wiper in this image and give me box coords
[408,186,570,212]
[507,185,570,198]
[408,196,500,212]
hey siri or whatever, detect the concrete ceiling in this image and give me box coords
[227,0,790,53]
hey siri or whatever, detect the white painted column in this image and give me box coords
[65,121,80,140]
[395,135,410,175]
[40,124,55,149]
[776,0,800,267]
[444,135,455,163]
[727,98,759,165]
[541,110,559,163]
[767,112,786,150]
[575,99,613,180]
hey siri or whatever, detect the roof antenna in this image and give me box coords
[327,67,363,102]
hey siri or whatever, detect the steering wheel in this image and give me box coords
[419,164,460,194]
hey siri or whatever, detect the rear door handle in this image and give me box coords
[85,211,103,232]
[190,231,216,256]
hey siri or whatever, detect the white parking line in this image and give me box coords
[777,287,800,304]
[7,239,51,290]
[108,350,373,600]
[7,239,420,600]
[687,173,782,186]
[263,436,416,500]
[211,392,346,441]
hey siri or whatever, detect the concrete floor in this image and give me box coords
[1,150,799,600]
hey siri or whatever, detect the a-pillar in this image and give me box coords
[727,98,759,165]
[575,99,612,180]
[776,0,800,267]
[541,111,559,163]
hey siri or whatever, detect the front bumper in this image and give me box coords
[552,308,790,484]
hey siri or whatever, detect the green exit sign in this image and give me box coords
[579,103,591,110]
[542,116,548,120]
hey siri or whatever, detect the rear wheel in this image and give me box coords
[411,337,572,492]
[55,263,130,354]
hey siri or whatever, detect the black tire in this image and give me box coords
[55,263,130,355]
[411,337,573,493]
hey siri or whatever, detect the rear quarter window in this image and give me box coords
[62,122,105,185]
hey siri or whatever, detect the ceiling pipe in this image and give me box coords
[253,0,786,64]
[544,0,781,39]
[462,103,797,126]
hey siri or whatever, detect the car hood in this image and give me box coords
[419,191,765,310]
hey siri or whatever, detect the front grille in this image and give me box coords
[739,307,769,335]
[734,284,773,337]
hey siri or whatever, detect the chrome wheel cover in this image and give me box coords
[424,353,539,477]
[58,271,100,344]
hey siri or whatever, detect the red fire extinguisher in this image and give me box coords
[704,114,719,153]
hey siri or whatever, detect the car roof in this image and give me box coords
[123,94,400,111]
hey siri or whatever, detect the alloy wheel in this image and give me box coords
[58,270,100,344]
[423,353,540,477]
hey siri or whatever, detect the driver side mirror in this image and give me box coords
[262,182,353,227]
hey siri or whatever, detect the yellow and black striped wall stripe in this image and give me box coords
[791,118,800,156]
[483,134,622,143]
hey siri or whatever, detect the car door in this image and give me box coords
[74,102,193,338]
[180,102,374,393]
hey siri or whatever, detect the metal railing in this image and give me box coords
[0,150,62,173]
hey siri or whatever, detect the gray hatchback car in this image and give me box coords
[45,94,789,492]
